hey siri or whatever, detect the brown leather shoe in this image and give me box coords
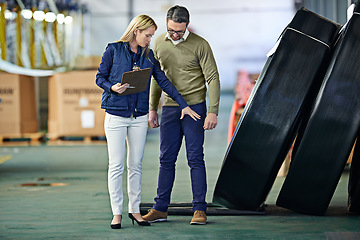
[190,210,207,225]
[142,208,168,223]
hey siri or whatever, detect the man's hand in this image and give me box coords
[180,106,201,121]
[148,110,159,128]
[204,113,217,130]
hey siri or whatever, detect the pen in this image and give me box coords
[126,86,135,88]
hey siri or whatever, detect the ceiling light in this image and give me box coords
[33,11,45,21]
[64,16,73,24]
[45,12,56,22]
[57,13,65,24]
[21,9,33,20]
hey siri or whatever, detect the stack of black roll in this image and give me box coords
[213,1,360,215]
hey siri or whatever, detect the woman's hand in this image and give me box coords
[111,83,130,95]
[180,106,201,121]
[148,111,159,128]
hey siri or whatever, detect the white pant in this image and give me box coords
[104,113,148,215]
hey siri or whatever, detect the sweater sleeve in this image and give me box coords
[149,78,162,111]
[198,40,221,115]
[150,50,188,110]
[96,44,114,93]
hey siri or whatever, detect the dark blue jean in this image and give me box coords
[153,102,207,212]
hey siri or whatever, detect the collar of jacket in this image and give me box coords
[123,42,145,57]
[122,42,149,68]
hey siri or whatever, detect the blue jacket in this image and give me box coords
[96,41,188,115]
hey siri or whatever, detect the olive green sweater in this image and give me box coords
[149,32,220,115]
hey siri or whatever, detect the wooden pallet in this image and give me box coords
[46,135,106,145]
[0,132,45,146]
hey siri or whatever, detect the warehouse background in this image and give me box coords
[0,0,356,89]
[0,0,357,135]
[84,0,295,89]
[80,0,355,89]
[1,1,360,239]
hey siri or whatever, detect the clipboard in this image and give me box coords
[118,68,151,96]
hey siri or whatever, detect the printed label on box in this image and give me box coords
[79,97,89,107]
[81,110,95,128]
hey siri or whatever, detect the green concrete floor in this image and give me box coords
[1,92,360,239]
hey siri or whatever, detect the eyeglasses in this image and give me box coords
[167,28,186,36]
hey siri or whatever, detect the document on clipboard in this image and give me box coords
[118,68,151,96]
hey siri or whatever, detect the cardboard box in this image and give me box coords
[0,73,38,136]
[73,56,102,70]
[48,70,105,138]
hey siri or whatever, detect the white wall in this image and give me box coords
[81,0,295,90]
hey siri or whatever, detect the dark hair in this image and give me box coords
[166,5,190,24]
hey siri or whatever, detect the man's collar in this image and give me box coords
[165,28,190,45]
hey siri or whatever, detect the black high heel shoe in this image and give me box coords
[111,223,121,229]
[128,213,150,226]
[111,216,122,229]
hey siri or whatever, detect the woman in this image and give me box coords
[96,15,200,229]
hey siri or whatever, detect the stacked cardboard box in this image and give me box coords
[73,56,102,70]
[47,70,105,139]
[0,72,38,136]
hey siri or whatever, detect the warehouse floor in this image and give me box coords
[1,92,360,240]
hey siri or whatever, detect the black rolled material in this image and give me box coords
[348,138,360,213]
[356,0,360,13]
[212,8,341,211]
[277,7,360,215]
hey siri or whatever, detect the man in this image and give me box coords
[142,5,220,225]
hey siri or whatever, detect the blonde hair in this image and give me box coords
[119,15,158,43]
